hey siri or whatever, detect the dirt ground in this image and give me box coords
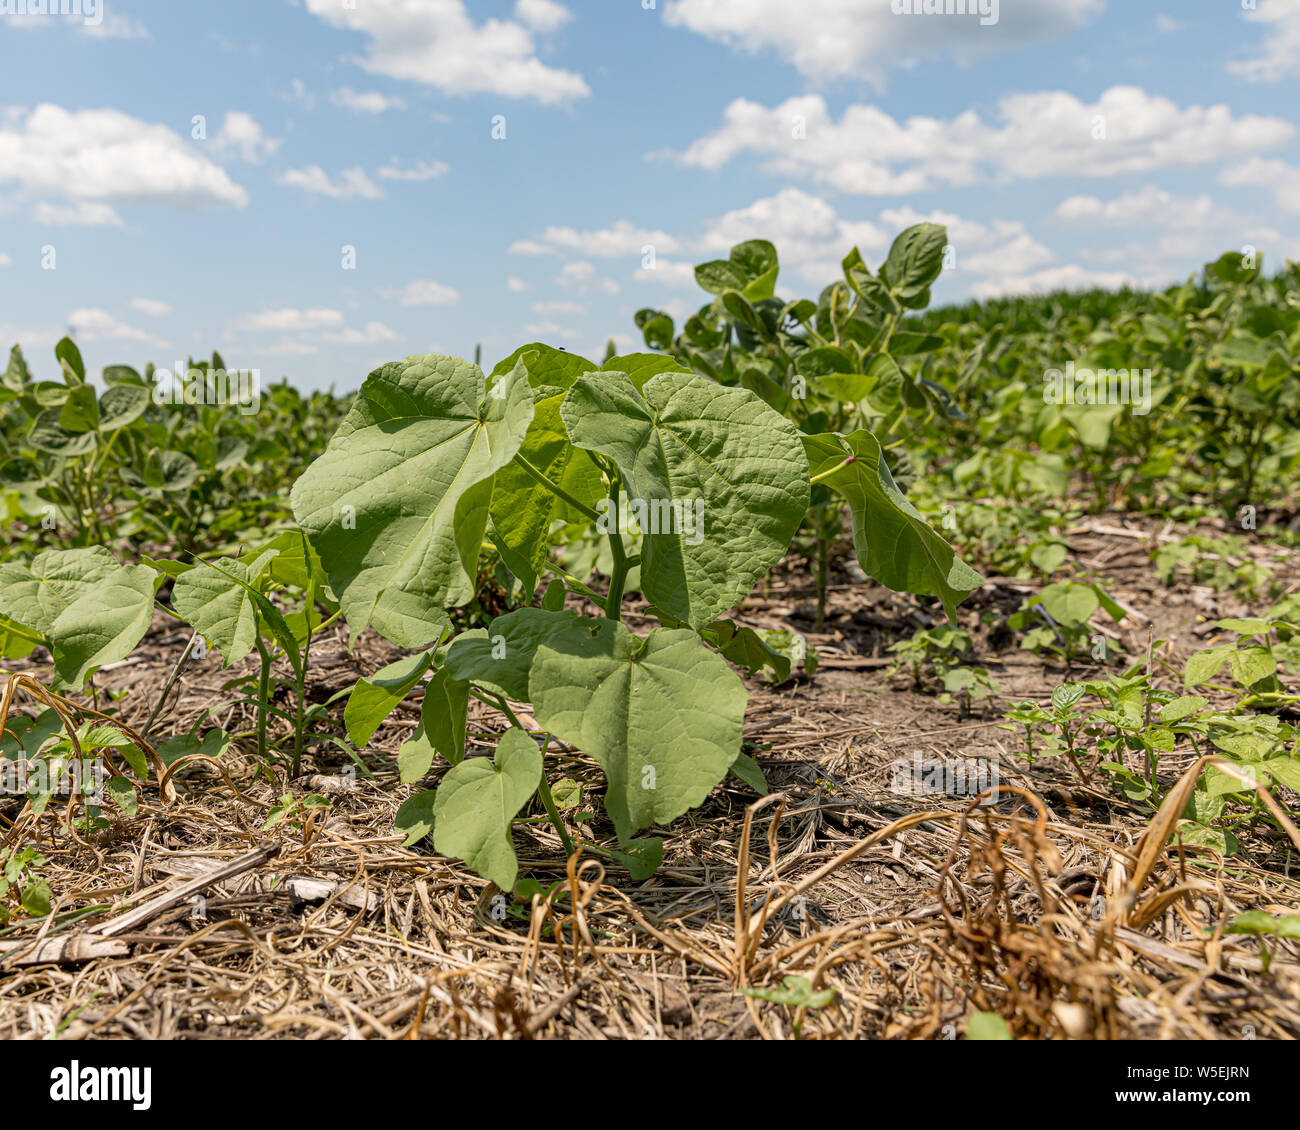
[2,513,1298,1040]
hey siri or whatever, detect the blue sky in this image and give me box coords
[1,0,1297,392]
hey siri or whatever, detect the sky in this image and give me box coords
[0,0,1297,393]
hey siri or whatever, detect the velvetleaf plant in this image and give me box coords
[287,335,980,891]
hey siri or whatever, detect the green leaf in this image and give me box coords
[1216,618,1272,637]
[802,430,981,619]
[1185,645,1233,687]
[344,649,434,748]
[27,408,96,456]
[530,621,747,842]
[443,608,593,701]
[741,975,835,1010]
[1229,646,1275,689]
[50,565,157,688]
[487,345,604,592]
[606,837,664,880]
[562,370,809,630]
[967,1011,1012,1040]
[0,547,121,635]
[882,223,947,308]
[729,752,768,795]
[20,877,52,918]
[171,549,279,668]
[397,666,470,780]
[601,352,692,391]
[395,789,436,846]
[55,336,85,384]
[290,353,534,648]
[540,579,566,611]
[106,775,138,816]
[59,384,99,432]
[1038,582,1099,628]
[1161,695,1207,724]
[433,728,543,890]
[98,384,151,431]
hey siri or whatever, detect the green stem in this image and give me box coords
[604,477,629,622]
[487,693,576,859]
[511,454,601,522]
[535,770,576,860]
[253,635,272,762]
[809,456,855,487]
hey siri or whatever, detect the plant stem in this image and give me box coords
[253,636,272,762]
[809,456,855,487]
[535,771,576,860]
[488,693,575,858]
[604,476,629,621]
[511,453,601,522]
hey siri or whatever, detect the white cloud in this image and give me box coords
[238,308,345,332]
[67,307,167,347]
[282,79,316,109]
[80,12,150,39]
[513,219,682,258]
[376,159,449,182]
[532,300,585,315]
[129,298,173,318]
[663,0,1103,86]
[322,321,401,344]
[633,260,698,288]
[969,264,1165,301]
[1219,157,1300,214]
[253,337,320,356]
[515,0,573,34]
[300,0,590,105]
[0,253,12,267]
[507,276,529,292]
[1228,0,1300,82]
[557,261,595,283]
[524,320,580,339]
[0,104,247,208]
[32,200,123,226]
[390,279,461,306]
[1154,14,1185,34]
[665,88,1294,195]
[212,111,280,163]
[275,165,384,200]
[1054,186,1226,228]
[331,87,408,114]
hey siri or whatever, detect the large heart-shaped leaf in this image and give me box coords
[0,547,120,635]
[561,371,808,630]
[51,565,158,687]
[290,354,534,647]
[530,622,747,842]
[803,430,981,619]
[433,727,542,890]
[443,607,591,701]
[170,549,279,667]
[487,345,604,593]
